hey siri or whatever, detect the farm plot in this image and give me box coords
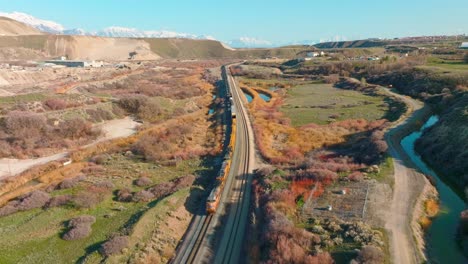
[302,181,370,221]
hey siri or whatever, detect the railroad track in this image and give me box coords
[184,214,213,263]
[213,67,254,264]
[171,64,254,264]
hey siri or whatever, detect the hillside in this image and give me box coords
[314,40,390,49]
[314,36,468,49]
[0,16,43,36]
[0,35,159,61]
[0,34,310,61]
[415,93,468,190]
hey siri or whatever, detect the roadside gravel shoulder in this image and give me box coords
[381,88,434,264]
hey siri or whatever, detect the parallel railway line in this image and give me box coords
[171,64,254,264]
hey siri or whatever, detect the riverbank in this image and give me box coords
[381,87,435,263]
[401,116,467,263]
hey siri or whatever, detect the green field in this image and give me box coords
[0,156,213,264]
[281,83,391,126]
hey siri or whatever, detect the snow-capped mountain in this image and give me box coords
[0,11,64,33]
[62,28,88,36]
[94,26,215,40]
[0,11,216,41]
[0,11,291,48]
[227,37,275,48]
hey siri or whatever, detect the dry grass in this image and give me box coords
[240,79,383,164]
[424,199,439,218]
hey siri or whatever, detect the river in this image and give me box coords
[401,115,467,263]
[242,91,271,103]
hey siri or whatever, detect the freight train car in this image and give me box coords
[206,186,222,214]
[206,111,237,214]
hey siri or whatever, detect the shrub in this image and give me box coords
[137,100,162,122]
[16,190,50,211]
[0,202,19,217]
[60,118,96,139]
[72,192,104,208]
[348,171,364,181]
[46,195,72,208]
[95,181,115,189]
[134,177,152,187]
[69,215,96,227]
[256,166,275,177]
[149,182,175,199]
[354,245,384,264]
[173,174,196,190]
[118,95,149,113]
[62,215,96,241]
[116,188,133,202]
[132,190,155,202]
[44,98,67,110]
[86,108,113,122]
[5,111,47,140]
[63,225,92,241]
[56,176,84,190]
[91,154,108,165]
[99,235,129,257]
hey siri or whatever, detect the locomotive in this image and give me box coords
[206,72,237,214]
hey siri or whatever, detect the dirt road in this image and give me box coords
[382,88,432,264]
[0,117,139,180]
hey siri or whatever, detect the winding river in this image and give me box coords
[401,116,467,263]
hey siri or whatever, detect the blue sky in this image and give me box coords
[0,0,467,44]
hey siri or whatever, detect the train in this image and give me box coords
[206,69,237,214]
[206,117,236,214]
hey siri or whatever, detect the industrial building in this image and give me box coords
[43,57,104,68]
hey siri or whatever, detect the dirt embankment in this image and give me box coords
[45,35,161,61]
[0,35,161,61]
[381,87,436,264]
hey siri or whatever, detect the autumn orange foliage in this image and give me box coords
[240,79,381,164]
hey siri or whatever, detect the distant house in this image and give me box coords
[306,52,320,57]
[460,42,468,49]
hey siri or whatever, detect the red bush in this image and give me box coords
[348,171,364,181]
[44,98,68,110]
